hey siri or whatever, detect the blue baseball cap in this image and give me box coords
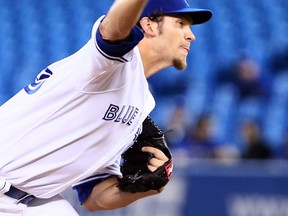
[141,0,212,25]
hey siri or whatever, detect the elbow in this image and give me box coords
[83,204,106,212]
[83,198,122,211]
[83,200,106,212]
[83,202,97,212]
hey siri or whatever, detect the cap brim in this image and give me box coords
[164,9,212,25]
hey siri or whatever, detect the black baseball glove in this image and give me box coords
[118,116,173,193]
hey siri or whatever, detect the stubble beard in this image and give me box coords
[172,58,187,70]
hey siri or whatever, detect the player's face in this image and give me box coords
[156,15,195,70]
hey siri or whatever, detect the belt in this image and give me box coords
[4,185,35,205]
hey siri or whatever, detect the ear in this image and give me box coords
[139,17,157,37]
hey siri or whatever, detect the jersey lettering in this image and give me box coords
[102,104,119,120]
[103,104,139,126]
[133,126,141,141]
[24,68,53,94]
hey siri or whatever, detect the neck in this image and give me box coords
[138,40,171,78]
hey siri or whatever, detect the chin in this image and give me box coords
[173,59,187,70]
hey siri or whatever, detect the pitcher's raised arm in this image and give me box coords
[99,0,148,42]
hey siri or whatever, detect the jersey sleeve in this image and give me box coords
[92,15,144,59]
[72,159,122,204]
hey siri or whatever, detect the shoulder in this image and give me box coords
[92,16,144,59]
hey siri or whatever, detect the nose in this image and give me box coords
[186,28,196,42]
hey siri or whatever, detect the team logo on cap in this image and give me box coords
[24,68,53,94]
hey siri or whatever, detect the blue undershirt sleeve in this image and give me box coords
[96,25,144,57]
[72,174,114,204]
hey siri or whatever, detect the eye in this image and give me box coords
[177,20,185,27]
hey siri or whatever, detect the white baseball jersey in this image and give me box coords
[0,16,155,199]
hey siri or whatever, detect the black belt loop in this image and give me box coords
[4,185,35,205]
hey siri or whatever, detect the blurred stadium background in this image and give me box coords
[1,0,288,215]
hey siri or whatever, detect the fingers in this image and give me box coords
[147,158,164,172]
[141,146,168,160]
[141,146,168,172]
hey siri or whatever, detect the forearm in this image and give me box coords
[100,0,148,41]
[83,176,161,211]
